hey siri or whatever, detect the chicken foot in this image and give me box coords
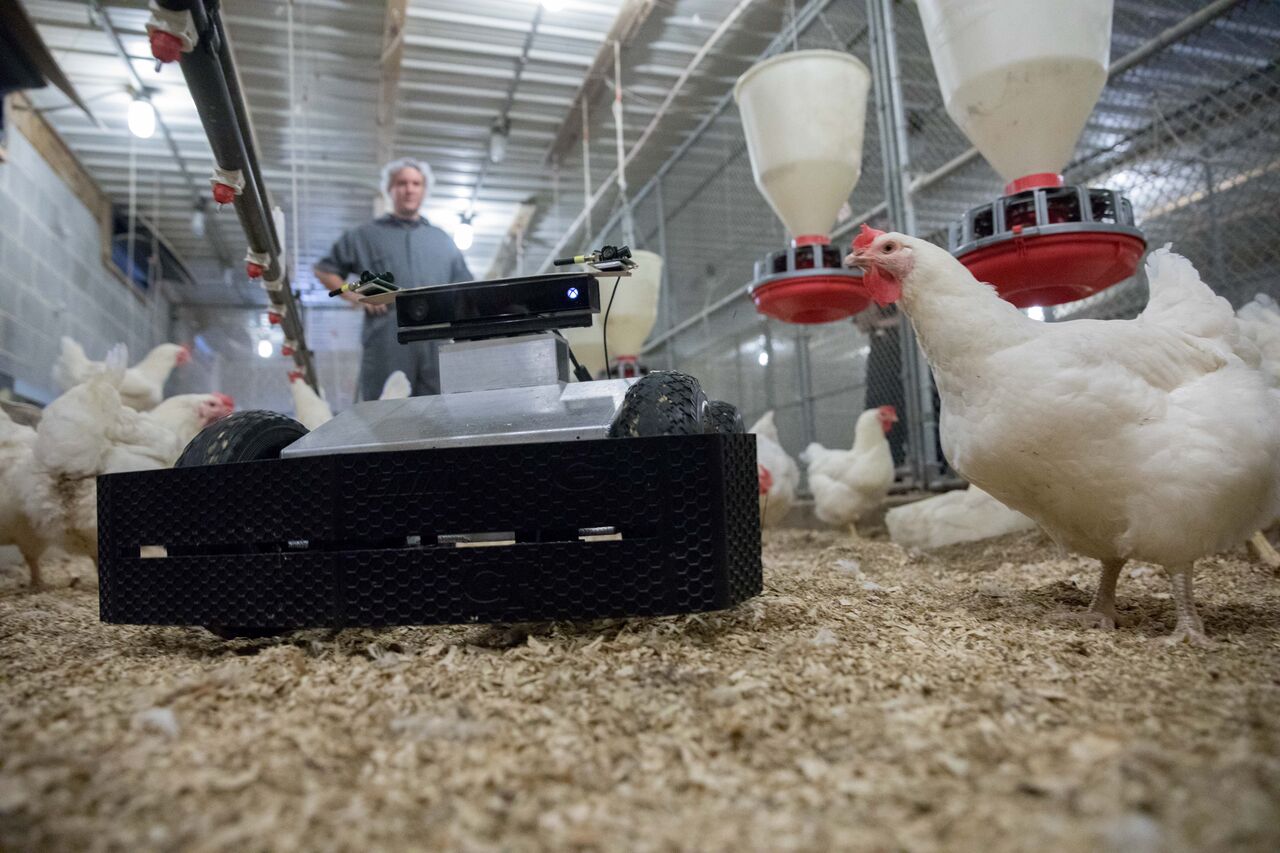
[1057,558,1125,630]
[18,546,43,590]
[1164,564,1210,647]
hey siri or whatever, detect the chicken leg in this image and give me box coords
[1164,564,1210,647]
[1059,558,1124,629]
[1247,531,1280,570]
[17,544,43,590]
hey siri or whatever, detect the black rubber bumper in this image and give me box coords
[97,434,761,628]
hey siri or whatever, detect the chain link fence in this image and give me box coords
[536,0,1280,494]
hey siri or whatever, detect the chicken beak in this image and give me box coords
[843,249,870,271]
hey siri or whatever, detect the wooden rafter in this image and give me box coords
[376,0,410,164]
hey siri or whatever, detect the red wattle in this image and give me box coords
[758,465,774,496]
[863,267,901,307]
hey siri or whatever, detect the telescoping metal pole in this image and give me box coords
[146,0,319,390]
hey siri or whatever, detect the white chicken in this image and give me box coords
[1235,293,1280,567]
[13,348,234,585]
[886,485,1037,550]
[1236,293,1280,382]
[53,337,190,411]
[801,406,898,535]
[379,370,411,400]
[289,370,333,430]
[749,410,799,527]
[846,226,1280,644]
[0,408,44,584]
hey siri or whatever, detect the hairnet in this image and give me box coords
[379,157,433,205]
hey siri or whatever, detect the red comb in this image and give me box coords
[852,223,884,251]
[213,392,235,408]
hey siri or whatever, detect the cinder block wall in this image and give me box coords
[0,124,171,404]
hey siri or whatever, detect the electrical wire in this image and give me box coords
[551,331,593,382]
[601,276,620,378]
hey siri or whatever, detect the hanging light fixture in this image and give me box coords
[454,213,475,251]
[489,116,510,164]
[127,95,156,139]
[190,199,206,238]
[257,338,273,359]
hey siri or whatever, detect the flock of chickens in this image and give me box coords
[0,336,417,587]
[1,340,231,587]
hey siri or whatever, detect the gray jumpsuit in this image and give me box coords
[316,214,473,400]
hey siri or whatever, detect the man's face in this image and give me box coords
[388,166,426,217]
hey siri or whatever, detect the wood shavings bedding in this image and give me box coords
[1,530,1277,851]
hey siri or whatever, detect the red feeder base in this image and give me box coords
[751,274,870,324]
[747,239,868,324]
[957,230,1146,308]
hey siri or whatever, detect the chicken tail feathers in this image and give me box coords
[1142,245,1216,317]
[1140,245,1257,364]
[103,344,129,389]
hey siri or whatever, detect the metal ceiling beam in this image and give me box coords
[406,7,605,43]
[544,0,657,166]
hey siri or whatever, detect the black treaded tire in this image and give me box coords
[174,410,308,640]
[607,371,711,438]
[706,400,744,435]
[175,410,308,468]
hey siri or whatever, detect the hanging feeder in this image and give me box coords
[919,0,1144,307]
[561,250,663,377]
[734,50,872,323]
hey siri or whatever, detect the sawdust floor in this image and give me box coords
[1,530,1278,852]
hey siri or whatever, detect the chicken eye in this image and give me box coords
[882,242,896,253]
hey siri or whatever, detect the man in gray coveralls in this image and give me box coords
[314,157,473,400]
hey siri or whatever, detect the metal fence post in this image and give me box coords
[796,328,817,446]
[867,0,938,488]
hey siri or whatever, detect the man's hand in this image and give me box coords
[316,268,388,314]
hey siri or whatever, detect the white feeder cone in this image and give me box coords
[734,50,871,239]
[917,0,1113,183]
[562,249,663,377]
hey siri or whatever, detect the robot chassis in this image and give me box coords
[96,249,762,638]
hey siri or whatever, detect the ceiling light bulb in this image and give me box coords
[757,350,769,367]
[128,97,156,139]
[489,119,509,164]
[257,338,273,358]
[542,0,566,11]
[1026,306,1046,322]
[454,219,474,251]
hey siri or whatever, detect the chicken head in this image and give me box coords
[876,405,899,434]
[758,464,774,496]
[846,224,912,306]
[199,393,235,427]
